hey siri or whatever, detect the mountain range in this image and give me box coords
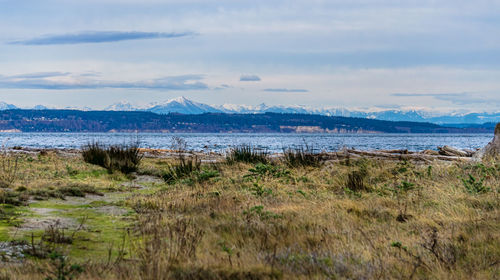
[1,97,499,125]
[0,109,492,133]
[101,97,500,125]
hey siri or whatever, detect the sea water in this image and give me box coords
[0,133,491,153]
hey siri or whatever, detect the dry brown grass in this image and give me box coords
[1,154,499,279]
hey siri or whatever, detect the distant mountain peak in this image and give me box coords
[147,96,222,115]
[105,101,138,111]
[32,105,49,110]
[0,101,17,110]
[171,96,189,103]
[2,97,499,124]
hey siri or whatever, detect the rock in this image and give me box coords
[473,123,500,161]
[0,241,31,262]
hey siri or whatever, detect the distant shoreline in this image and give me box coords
[0,110,495,134]
[0,131,493,134]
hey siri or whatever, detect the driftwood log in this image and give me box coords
[323,124,500,163]
[473,123,500,161]
[438,145,470,157]
[321,147,472,163]
[346,149,470,162]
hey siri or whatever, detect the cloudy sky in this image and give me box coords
[0,0,499,112]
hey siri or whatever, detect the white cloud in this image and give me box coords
[0,1,499,112]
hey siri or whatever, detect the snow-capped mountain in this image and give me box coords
[84,97,500,124]
[0,102,17,110]
[104,96,222,114]
[32,105,50,110]
[63,106,93,111]
[105,101,139,111]
[147,96,222,114]
[2,97,499,124]
[218,103,328,115]
[217,103,267,113]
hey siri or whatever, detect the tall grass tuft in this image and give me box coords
[82,142,143,174]
[133,214,204,279]
[345,169,368,192]
[226,144,269,164]
[282,145,321,167]
[0,155,19,188]
[162,156,201,183]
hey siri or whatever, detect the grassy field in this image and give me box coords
[0,147,498,279]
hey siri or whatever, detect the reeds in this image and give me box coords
[282,145,321,167]
[226,144,269,164]
[82,142,143,174]
[162,156,202,183]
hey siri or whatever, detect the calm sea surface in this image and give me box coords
[0,133,491,153]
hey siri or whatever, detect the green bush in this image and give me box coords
[45,251,83,280]
[195,169,220,183]
[244,163,290,180]
[461,174,490,194]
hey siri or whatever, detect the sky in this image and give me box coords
[0,0,499,113]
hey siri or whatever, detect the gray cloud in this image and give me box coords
[391,92,499,105]
[213,84,233,90]
[10,72,70,79]
[9,31,196,45]
[391,93,464,98]
[263,88,309,93]
[0,73,208,91]
[240,75,261,82]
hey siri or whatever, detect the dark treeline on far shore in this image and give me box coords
[0,109,495,133]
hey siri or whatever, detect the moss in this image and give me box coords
[69,169,108,180]
[28,201,84,210]
[0,205,30,240]
[60,207,135,259]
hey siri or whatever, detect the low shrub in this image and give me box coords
[163,156,201,184]
[283,145,321,167]
[82,142,108,167]
[244,163,290,180]
[195,169,220,183]
[28,183,103,200]
[82,142,143,174]
[226,144,268,164]
[58,183,103,198]
[461,174,490,194]
[345,169,368,192]
[0,155,20,188]
[44,251,84,280]
[0,189,28,206]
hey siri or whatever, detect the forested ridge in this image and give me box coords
[0,109,492,133]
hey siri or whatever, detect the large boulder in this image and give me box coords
[473,123,500,161]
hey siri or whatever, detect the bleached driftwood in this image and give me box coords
[323,148,472,163]
[377,149,414,154]
[473,123,500,161]
[438,145,469,157]
[346,149,470,162]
